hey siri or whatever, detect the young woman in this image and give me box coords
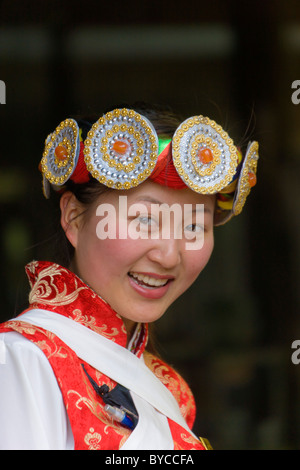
[0,104,259,450]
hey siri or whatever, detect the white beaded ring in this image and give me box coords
[83,108,159,190]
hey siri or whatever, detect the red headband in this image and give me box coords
[70,139,186,189]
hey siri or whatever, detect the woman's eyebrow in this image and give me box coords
[132,195,212,214]
[134,195,163,205]
[192,206,212,214]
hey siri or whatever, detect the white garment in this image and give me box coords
[0,324,176,450]
[0,329,173,450]
[0,309,195,450]
[0,331,74,450]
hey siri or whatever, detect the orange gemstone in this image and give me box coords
[198,147,214,165]
[112,140,129,155]
[248,171,257,187]
[55,144,68,160]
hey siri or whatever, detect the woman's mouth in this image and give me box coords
[128,272,169,288]
[127,272,174,299]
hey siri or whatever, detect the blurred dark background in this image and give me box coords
[0,0,299,450]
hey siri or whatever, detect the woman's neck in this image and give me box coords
[121,317,138,347]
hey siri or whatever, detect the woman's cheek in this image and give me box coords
[186,237,214,280]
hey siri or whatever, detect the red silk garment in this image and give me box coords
[0,261,207,450]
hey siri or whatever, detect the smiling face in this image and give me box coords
[61,180,215,335]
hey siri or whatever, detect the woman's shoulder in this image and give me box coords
[0,329,73,450]
[0,329,47,358]
[143,350,196,429]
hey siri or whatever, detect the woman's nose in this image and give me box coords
[147,237,182,270]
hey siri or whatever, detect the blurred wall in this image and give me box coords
[0,0,299,449]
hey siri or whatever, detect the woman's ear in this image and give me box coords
[60,191,83,249]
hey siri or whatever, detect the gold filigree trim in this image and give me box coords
[233,141,259,215]
[40,118,79,185]
[199,436,213,450]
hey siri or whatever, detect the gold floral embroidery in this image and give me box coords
[5,320,69,360]
[35,339,68,360]
[71,309,119,340]
[174,441,184,450]
[144,353,181,401]
[68,389,97,413]
[26,262,125,340]
[179,404,189,420]
[4,320,37,336]
[29,263,87,307]
[26,260,39,279]
[84,427,102,450]
[143,351,195,424]
[180,432,199,446]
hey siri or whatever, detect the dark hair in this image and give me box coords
[53,103,183,267]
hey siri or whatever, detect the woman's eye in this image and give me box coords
[136,215,160,233]
[138,215,154,225]
[184,223,204,233]
[184,223,205,241]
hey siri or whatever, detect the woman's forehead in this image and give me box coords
[125,180,216,208]
[90,181,216,221]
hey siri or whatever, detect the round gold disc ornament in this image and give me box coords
[232,141,259,216]
[83,108,159,190]
[40,118,80,192]
[172,116,240,195]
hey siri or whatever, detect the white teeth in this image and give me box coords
[129,272,169,287]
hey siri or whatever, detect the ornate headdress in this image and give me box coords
[39,108,259,225]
